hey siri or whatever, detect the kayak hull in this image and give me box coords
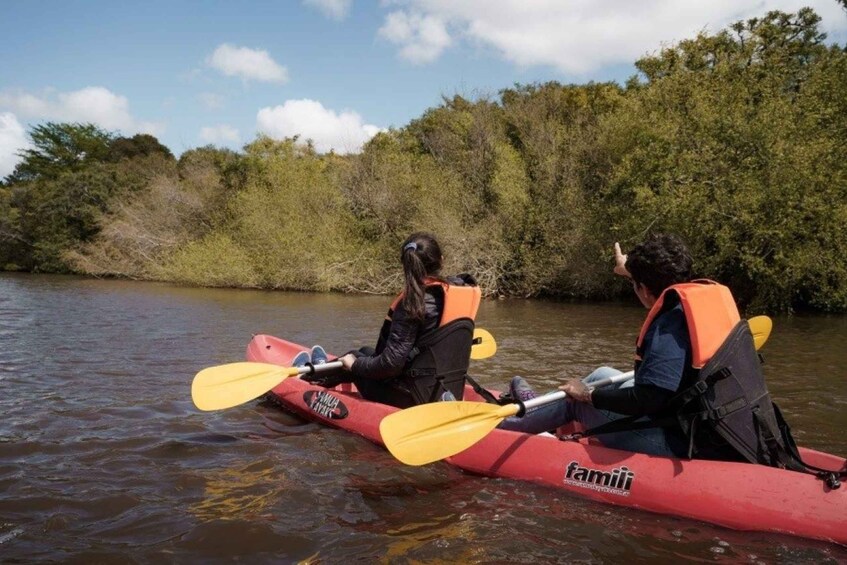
[246,334,847,546]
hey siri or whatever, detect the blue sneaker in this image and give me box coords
[440,391,457,402]
[310,345,328,365]
[291,351,310,367]
[509,376,538,402]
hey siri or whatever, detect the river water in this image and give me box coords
[1,273,845,563]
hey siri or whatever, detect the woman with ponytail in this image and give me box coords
[306,232,481,408]
[396,233,440,321]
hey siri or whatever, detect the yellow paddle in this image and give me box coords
[380,371,635,465]
[470,328,497,360]
[748,315,772,351]
[380,316,774,466]
[193,328,499,411]
[191,360,342,411]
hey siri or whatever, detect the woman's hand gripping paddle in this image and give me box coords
[380,316,774,466]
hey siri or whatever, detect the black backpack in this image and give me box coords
[668,321,843,487]
[400,318,476,404]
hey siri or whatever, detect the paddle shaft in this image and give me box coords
[297,360,343,376]
[520,370,635,412]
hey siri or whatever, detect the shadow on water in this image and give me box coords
[0,273,845,562]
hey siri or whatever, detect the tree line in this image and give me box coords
[2,8,846,312]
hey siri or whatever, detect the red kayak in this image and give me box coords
[246,334,847,546]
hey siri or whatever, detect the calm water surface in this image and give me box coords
[1,273,845,563]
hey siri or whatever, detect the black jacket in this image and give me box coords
[351,290,443,381]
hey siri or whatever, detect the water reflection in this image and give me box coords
[191,463,283,522]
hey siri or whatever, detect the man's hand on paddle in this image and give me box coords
[559,378,592,404]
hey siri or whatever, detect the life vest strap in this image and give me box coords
[464,374,501,405]
[770,403,846,486]
[560,413,677,442]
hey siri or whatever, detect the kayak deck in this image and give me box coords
[246,333,847,546]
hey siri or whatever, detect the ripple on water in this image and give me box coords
[0,525,24,546]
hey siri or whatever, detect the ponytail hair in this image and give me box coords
[400,232,443,320]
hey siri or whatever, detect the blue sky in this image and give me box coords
[2,0,845,177]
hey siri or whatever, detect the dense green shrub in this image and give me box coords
[3,8,846,312]
[596,9,847,311]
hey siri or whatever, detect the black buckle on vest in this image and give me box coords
[709,406,727,419]
[407,346,421,362]
[821,473,841,490]
[706,367,732,384]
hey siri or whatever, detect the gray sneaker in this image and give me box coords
[509,376,538,402]
[311,345,328,365]
[291,351,310,367]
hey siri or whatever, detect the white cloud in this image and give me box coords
[256,99,383,154]
[0,86,164,136]
[303,0,352,21]
[199,125,241,145]
[198,92,226,110]
[207,44,289,83]
[0,112,30,179]
[378,0,847,73]
[378,11,451,64]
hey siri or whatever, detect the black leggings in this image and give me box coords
[349,347,416,408]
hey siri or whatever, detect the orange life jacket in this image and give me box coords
[635,279,740,370]
[385,276,482,327]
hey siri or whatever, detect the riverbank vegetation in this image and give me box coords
[2,9,846,312]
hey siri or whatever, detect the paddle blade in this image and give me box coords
[191,362,300,411]
[748,315,773,350]
[471,328,497,360]
[380,401,518,466]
